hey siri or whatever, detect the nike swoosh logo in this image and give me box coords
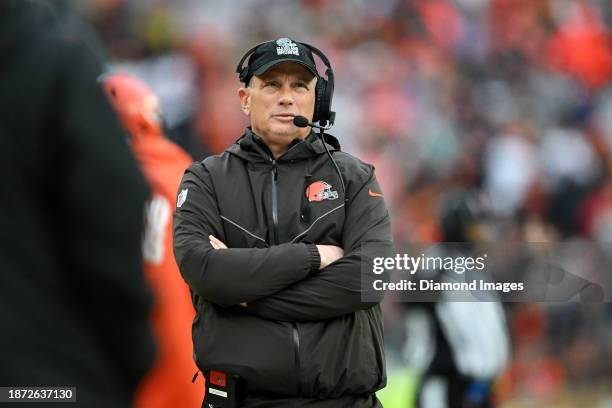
[368,189,383,197]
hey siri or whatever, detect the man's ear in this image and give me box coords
[238,87,250,115]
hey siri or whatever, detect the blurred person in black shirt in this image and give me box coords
[403,189,510,408]
[0,1,155,406]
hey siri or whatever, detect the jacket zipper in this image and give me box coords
[270,158,301,397]
[292,322,301,396]
[271,160,279,245]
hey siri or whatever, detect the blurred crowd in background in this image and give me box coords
[65,0,612,406]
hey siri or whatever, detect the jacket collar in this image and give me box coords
[227,127,340,163]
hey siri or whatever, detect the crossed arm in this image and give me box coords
[207,235,344,307]
[243,170,393,321]
[208,235,344,271]
[173,162,393,318]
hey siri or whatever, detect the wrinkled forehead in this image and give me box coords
[254,61,317,83]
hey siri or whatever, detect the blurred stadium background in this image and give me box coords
[64,0,612,406]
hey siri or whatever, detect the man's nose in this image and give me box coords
[278,85,294,106]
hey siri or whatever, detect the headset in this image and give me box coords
[235,40,336,127]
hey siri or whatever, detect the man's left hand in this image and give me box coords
[209,235,228,249]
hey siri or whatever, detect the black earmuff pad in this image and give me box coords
[319,69,334,123]
[320,88,331,124]
[314,78,327,123]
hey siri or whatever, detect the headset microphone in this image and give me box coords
[292,115,310,128]
[293,116,346,199]
[292,115,333,130]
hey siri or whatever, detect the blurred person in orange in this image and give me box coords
[102,73,201,408]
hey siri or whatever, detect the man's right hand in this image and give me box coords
[316,245,344,269]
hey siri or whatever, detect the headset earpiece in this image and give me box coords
[303,45,335,126]
[314,67,334,126]
[313,77,326,123]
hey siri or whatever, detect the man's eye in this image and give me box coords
[265,81,279,88]
[294,82,308,89]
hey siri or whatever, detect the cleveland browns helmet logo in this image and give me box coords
[306,181,338,202]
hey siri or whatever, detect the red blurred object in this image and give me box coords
[186,30,247,154]
[210,370,227,387]
[578,175,612,238]
[546,2,612,90]
[496,357,566,402]
[102,73,165,142]
[496,304,567,403]
[489,0,551,60]
[419,0,465,52]
[102,73,203,408]
[512,303,545,346]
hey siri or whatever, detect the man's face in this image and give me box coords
[239,62,316,145]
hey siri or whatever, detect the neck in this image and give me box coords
[250,128,309,159]
[268,142,289,159]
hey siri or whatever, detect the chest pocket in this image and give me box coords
[215,161,270,249]
[220,214,269,249]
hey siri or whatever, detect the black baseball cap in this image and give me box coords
[240,38,319,84]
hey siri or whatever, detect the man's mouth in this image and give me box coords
[272,113,297,122]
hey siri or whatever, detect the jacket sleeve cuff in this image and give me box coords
[305,243,320,275]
